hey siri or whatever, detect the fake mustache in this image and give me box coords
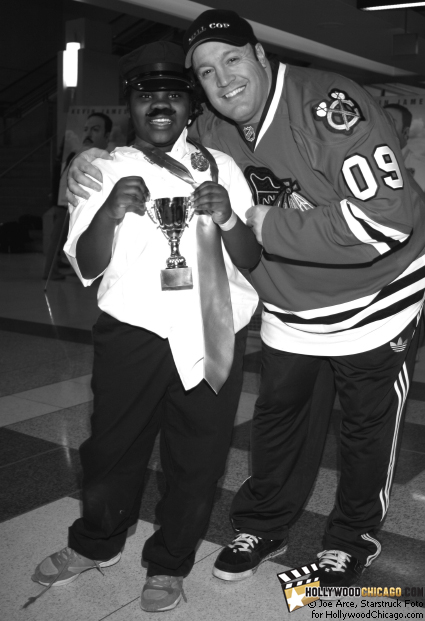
[146,108,176,118]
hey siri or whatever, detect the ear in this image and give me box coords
[403,126,410,142]
[254,43,267,68]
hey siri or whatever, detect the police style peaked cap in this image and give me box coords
[183,9,258,68]
[119,41,194,92]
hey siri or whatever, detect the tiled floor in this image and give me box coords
[0,253,424,621]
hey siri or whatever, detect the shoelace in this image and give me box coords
[229,533,261,552]
[22,547,103,609]
[317,549,351,573]
[146,575,188,603]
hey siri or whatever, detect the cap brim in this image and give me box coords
[127,76,193,91]
[185,36,249,68]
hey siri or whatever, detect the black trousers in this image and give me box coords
[230,313,422,565]
[69,313,247,577]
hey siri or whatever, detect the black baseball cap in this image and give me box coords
[183,10,258,68]
[119,41,194,92]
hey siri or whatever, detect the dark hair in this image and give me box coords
[383,104,412,130]
[87,112,113,135]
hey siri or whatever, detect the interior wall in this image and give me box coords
[0,0,63,97]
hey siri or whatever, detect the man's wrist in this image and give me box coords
[218,210,237,231]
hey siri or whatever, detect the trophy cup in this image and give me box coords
[146,196,196,290]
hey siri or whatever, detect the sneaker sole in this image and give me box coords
[140,593,182,612]
[36,552,122,587]
[212,543,288,582]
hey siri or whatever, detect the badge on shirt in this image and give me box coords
[190,151,210,172]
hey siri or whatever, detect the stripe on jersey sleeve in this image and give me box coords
[340,200,410,255]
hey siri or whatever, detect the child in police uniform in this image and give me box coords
[31,41,260,613]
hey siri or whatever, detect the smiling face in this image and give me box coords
[128,89,191,151]
[192,41,271,125]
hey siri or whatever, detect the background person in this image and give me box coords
[81,112,113,149]
[384,103,425,191]
[383,103,412,150]
[42,113,112,280]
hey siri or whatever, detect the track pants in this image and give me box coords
[69,313,247,577]
[230,313,422,565]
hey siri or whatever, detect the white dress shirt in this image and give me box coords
[64,128,258,390]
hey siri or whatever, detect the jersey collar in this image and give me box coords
[235,62,285,152]
[255,62,286,150]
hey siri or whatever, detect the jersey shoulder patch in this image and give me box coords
[313,89,364,135]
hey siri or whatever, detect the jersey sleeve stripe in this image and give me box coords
[340,199,410,255]
[341,200,390,254]
[348,201,410,243]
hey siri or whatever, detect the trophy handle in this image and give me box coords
[186,195,196,223]
[146,200,158,225]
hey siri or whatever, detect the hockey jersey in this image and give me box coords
[190,63,425,355]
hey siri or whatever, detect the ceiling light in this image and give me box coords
[359,1,425,9]
[63,42,80,88]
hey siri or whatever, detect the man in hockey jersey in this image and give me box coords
[66,11,425,588]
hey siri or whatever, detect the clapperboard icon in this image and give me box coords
[277,563,320,612]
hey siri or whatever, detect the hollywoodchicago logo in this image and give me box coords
[277,564,423,614]
[277,563,321,612]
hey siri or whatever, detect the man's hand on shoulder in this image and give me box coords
[246,204,271,245]
[66,148,112,208]
[192,181,232,226]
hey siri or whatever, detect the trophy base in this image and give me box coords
[161,267,193,291]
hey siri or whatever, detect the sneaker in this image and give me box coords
[32,547,121,587]
[140,575,187,612]
[317,550,364,586]
[212,533,288,581]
